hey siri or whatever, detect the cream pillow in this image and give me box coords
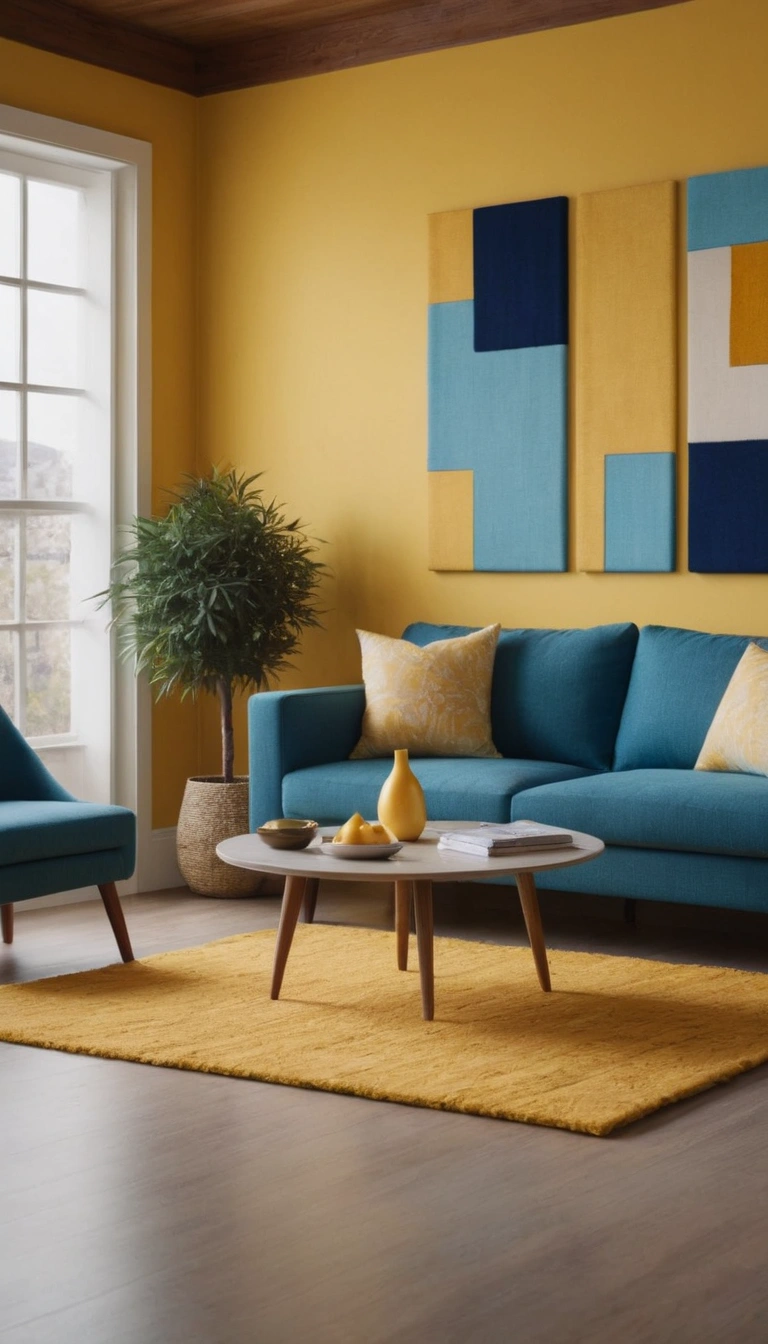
[695,642,768,775]
[351,625,502,759]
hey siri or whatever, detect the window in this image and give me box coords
[0,106,150,880]
[0,155,112,766]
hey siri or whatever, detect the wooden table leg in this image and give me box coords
[514,870,551,992]
[412,879,435,1021]
[1,903,13,945]
[395,880,412,971]
[271,875,307,1000]
[302,878,320,924]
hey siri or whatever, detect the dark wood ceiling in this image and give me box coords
[0,0,688,96]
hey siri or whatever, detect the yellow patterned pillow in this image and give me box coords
[695,642,768,775]
[351,625,502,759]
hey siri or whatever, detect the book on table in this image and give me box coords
[437,821,573,857]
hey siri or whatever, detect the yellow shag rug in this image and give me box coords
[1,926,768,1136]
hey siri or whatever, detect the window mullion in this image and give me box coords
[16,517,26,734]
[20,176,28,499]
[17,177,28,734]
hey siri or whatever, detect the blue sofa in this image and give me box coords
[248,623,768,915]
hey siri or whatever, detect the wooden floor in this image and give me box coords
[2,882,768,1344]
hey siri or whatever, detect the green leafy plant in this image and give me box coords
[100,468,324,783]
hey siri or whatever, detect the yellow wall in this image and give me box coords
[0,40,199,826]
[6,0,768,805]
[197,0,768,774]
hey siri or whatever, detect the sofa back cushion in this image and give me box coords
[614,625,768,770]
[403,622,639,770]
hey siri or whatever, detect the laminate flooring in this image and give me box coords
[2,883,768,1344]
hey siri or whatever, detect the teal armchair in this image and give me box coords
[0,706,136,962]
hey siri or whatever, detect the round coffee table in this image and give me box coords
[216,825,604,1020]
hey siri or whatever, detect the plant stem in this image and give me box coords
[218,678,234,784]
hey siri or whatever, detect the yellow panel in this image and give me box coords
[428,470,474,571]
[574,181,678,571]
[731,242,768,366]
[428,210,474,304]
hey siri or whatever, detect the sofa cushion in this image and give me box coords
[614,625,768,770]
[283,758,595,826]
[696,642,768,777]
[351,624,500,759]
[0,800,136,866]
[512,768,768,858]
[403,622,638,771]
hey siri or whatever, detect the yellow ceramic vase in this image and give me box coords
[377,748,427,841]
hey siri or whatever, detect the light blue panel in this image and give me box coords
[604,453,675,572]
[428,300,477,470]
[688,166,768,251]
[472,344,567,571]
[428,301,567,569]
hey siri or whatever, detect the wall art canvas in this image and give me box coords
[574,180,678,572]
[428,197,568,572]
[688,166,768,572]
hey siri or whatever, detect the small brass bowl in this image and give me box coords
[257,819,318,850]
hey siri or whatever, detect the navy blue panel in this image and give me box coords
[473,197,568,353]
[689,440,768,573]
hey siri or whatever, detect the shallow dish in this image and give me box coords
[321,839,403,861]
[257,819,318,850]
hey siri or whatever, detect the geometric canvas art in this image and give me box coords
[573,181,678,572]
[688,166,768,572]
[428,197,568,571]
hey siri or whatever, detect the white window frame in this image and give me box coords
[0,104,152,895]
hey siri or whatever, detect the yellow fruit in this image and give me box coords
[332,815,391,845]
[332,812,365,844]
[359,822,391,845]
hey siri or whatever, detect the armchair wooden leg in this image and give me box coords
[98,883,135,963]
[302,878,320,924]
[1,903,13,945]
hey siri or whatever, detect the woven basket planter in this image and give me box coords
[177,776,262,898]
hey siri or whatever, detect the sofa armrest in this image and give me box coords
[248,685,366,829]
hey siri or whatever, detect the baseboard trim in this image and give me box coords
[141,826,184,893]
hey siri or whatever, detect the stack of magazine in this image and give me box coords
[437,821,574,857]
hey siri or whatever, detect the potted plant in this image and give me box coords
[101,467,324,896]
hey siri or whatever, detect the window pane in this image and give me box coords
[0,390,20,499]
[27,393,76,499]
[27,180,81,287]
[27,290,81,388]
[0,173,21,279]
[26,626,70,735]
[0,630,14,721]
[26,514,70,621]
[0,516,17,621]
[0,283,20,383]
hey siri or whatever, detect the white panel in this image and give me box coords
[688,246,768,442]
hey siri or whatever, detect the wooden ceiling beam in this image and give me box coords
[0,0,687,96]
[197,0,686,95]
[0,0,197,94]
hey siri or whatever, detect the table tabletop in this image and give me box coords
[217,824,604,883]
